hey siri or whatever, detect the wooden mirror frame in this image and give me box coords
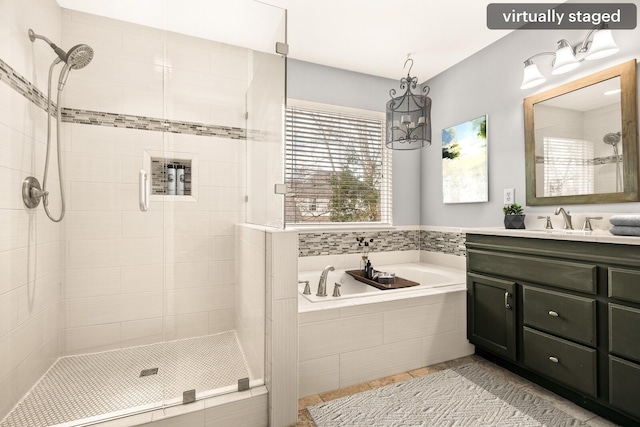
[524,59,639,206]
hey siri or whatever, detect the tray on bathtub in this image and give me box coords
[346,270,419,290]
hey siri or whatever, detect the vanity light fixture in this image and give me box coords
[385,57,432,149]
[520,24,620,90]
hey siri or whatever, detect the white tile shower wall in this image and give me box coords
[0,0,64,421]
[265,229,299,427]
[235,224,266,382]
[298,291,474,397]
[60,10,249,355]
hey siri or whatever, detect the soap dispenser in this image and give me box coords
[360,255,368,272]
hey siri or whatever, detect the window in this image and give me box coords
[543,137,594,197]
[285,101,391,225]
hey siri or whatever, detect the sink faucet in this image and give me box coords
[554,207,573,230]
[317,265,335,297]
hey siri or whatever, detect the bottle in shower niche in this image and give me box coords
[167,163,176,195]
[176,164,185,195]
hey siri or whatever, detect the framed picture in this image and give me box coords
[442,115,489,203]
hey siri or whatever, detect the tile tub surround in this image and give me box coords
[297,256,473,398]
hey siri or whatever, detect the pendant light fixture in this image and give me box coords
[386,58,431,150]
[520,24,620,90]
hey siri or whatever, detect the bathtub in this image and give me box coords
[298,262,466,303]
[297,261,473,397]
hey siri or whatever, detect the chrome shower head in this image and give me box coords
[65,44,94,70]
[603,132,621,146]
[28,28,94,69]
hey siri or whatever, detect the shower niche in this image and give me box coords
[151,158,191,196]
[144,151,198,200]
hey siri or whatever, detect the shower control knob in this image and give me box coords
[22,176,45,208]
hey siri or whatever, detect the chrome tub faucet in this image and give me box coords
[317,265,335,297]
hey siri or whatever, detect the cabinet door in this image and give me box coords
[467,273,517,361]
[609,355,640,419]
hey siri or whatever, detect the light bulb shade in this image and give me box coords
[521,61,545,89]
[552,41,580,75]
[585,29,619,60]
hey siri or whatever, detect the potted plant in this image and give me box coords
[503,203,525,229]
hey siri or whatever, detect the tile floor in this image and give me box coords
[296,355,620,427]
[1,331,250,427]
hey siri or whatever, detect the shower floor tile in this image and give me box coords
[1,331,250,427]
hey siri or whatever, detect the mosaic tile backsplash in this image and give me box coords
[298,229,466,257]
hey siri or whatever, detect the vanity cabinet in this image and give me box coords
[466,233,640,426]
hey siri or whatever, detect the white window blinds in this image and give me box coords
[543,137,594,197]
[285,104,391,224]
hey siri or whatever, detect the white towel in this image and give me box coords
[609,215,640,227]
[609,225,640,236]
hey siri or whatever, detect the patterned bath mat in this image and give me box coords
[307,363,588,426]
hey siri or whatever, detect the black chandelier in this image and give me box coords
[385,58,432,150]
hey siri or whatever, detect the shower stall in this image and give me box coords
[0,0,290,425]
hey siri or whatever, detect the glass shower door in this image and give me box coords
[159,0,286,409]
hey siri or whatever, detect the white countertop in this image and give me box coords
[462,227,640,245]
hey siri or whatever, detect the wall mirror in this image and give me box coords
[524,59,639,206]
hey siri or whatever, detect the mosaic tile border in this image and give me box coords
[0,58,57,114]
[298,229,466,257]
[536,154,623,165]
[60,109,245,139]
[0,57,245,140]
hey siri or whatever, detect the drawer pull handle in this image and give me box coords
[549,356,559,363]
[548,310,559,317]
[504,292,512,310]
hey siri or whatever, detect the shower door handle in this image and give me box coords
[139,170,149,212]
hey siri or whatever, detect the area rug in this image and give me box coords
[307,363,588,426]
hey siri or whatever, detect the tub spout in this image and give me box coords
[317,265,335,297]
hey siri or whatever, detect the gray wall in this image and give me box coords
[287,4,640,227]
[422,14,640,227]
[287,59,421,225]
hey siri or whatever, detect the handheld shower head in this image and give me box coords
[28,28,94,70]
[65,44,94,70]
[29,29,94,91]
[603,132,621,146]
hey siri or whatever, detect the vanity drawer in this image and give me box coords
[523,286,596,346]
[609,267,640,304]
[609,355,640,419]
[523,327,597,397]
[467,249,596,294]
[609,303,640,364]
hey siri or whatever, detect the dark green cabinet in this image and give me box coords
[466,233,640,426]
[609,356,640,419]
[523,327,597,397]
[523,286,596,346]
[467,273,516,361]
